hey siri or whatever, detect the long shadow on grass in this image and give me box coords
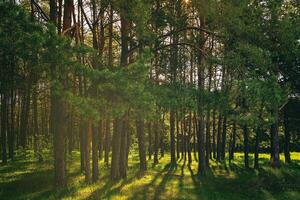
[152,163,177,199]
[186,158,300,200]
[0,168,54,200]
[127,163,177,200]
[87,167,146,199]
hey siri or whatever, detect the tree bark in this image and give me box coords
[111,119,122,180]
[148,121,152,160]
[85,120,92,183]
[153,120,159,165]
[221,116,227,160]
[284,107,291,163]
[92,123,99,182]
[270,107,280,168]
[212,109,216,159]
[119,119,128,178]
[20,89,30,149]
[8,89,15,160]
[243,125,249,169]
[104,118,111,167]
[254,127,260,169]
[1,92,8,164]
[170,110,176,164]
[205,109,210,166]
[216,114,222,162]
[229,121,236,161]
[136,117,147,171]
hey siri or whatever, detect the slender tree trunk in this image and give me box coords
[270,126,274,160]
[216,114,222,162]
[153,120,159,165]
[284,107,291,163]
[104,3,113,168]
[270,107,280,168]
[33,87,39,156]
[119,119,128,178]
[136,117,147,171]
[53,97,67,187]
[80,117,85,172]
[98,121,104,160]
[188,112,192,164]
[8,90,15,160]
[104,118,111,167]
[92,123,99,182]
[193,113,198,161]
[243,125,249,169]
[212,109,216,159]
[111,119,122,180]
[197,18,206,174]
[205,109,210,166]
[1,92,8,164]
[160,118,165,157]
[254,127,260,169]
[229,121,236,161]
[117,10,130,179]
[20,89,30,149]
[176,113,180,159]
[85,120,92,183]
[170,110,176,164]
[148,121,152,160]
[221,116,227,160]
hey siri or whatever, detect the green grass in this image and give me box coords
[1,151,300,200]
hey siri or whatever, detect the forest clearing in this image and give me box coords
[1,151,300,200]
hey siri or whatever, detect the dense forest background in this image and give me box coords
[0,0,300,199]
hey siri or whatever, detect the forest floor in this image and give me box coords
[0,151,300,200]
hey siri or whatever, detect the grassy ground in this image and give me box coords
[0,151,300,200]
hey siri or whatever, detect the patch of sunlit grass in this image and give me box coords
[1,151,300,200]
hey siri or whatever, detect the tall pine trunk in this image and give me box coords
[92,123,99,182]
[1,92,7,164]
[284,107,291,163]
[229,121,236,161]
[243,125,249,169]
[221,117,227,160]
[136,117,147,171]
[270,107,280,168]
